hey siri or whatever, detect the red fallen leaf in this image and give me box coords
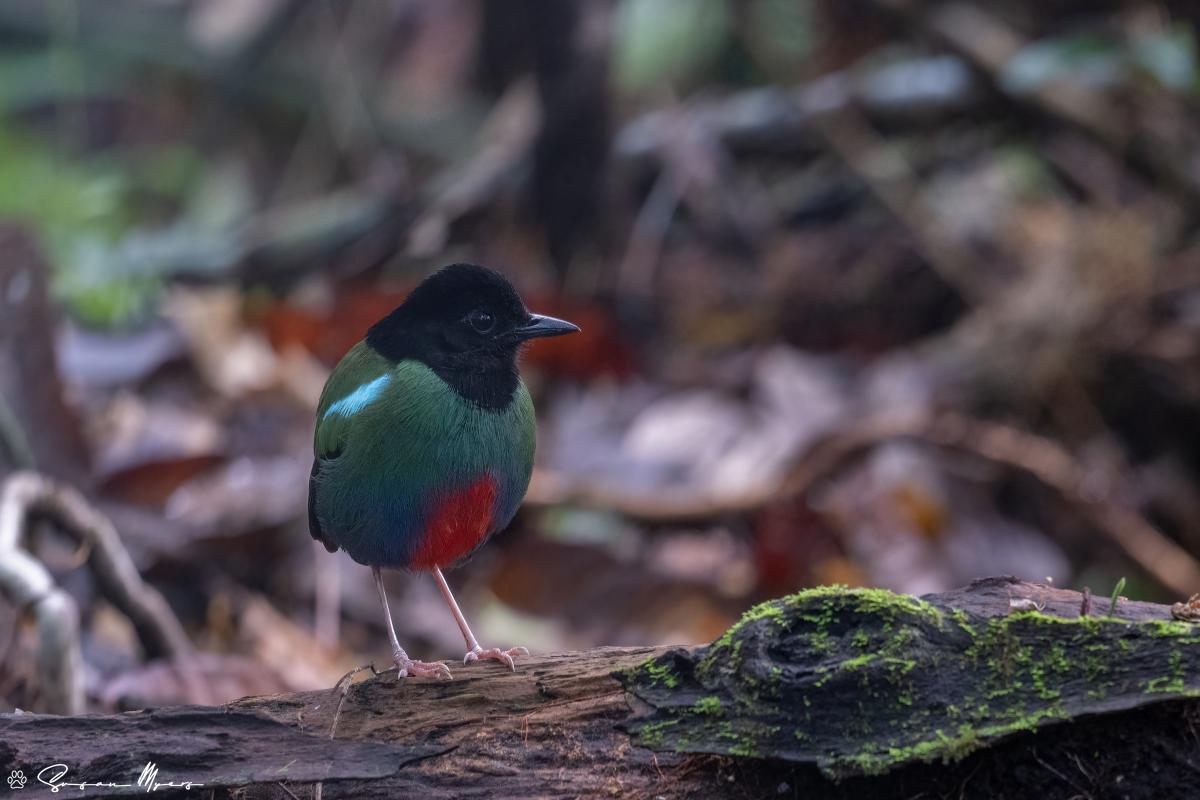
[254,303,327,358]
[489,532,739,647]
[254,281,637,380]
[519,295,638,381]
[99,454,226,508]
[751,498,846,597]
[252,282,409,366]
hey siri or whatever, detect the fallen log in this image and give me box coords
[3,578,1200,798]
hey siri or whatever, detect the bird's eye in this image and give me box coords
[467,309,495,333]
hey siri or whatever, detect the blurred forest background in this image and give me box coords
[2,0,1200,715]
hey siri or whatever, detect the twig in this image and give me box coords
[1032,752,1093,799]
[276,782,303,800]
[0,471,205,708]
[328,662,396,740]
[407,79,541,258]
[807,107,988,303]
[615,56,979,164]
[872,0,1200,219]
[918,418,1200,599]
[616,152,684,298]
[0,472,192,658]
[0,543,83,714]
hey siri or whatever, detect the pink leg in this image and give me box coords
[373,567,451,679]
[431,567,528,670]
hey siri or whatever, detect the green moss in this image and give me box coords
[701,597,789,673]
[634,584,1200,778]
[841,653,877,670]
[1146,619,1200,642]
[637,718,679,747]
[714,720,782,758]
[701,586,949,680]
[884,657,916,674]
[1147,649,1187,694]
[1030,663,1061,701]
[711,596,789,653]
[641,660,679,689]
[809,629,835,655]
[840,706,1067,776]
[1046,641,1070,673]
[784,585,944,624]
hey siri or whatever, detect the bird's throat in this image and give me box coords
[432,358,521,412]
[364,338,520,412]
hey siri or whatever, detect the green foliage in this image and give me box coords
[743,0,814,79]
[1002,28,1198,95]
[0,122,150,324]
[1132,26,1198,91]
[1110,577,1126,617]
[0,112,236,326]
[613,0,730,93]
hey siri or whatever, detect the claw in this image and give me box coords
[395,655,452,680]
[463,645,529,671]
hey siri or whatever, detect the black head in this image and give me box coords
[365,263,579,410]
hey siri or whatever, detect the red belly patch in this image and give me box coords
[409,474,498,569]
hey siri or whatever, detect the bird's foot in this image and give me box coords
[463,645,529,671]
[393,652,452,680]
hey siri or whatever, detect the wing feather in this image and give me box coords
[307,342,394,551]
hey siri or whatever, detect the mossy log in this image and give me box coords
[4,578,1200,798]
[623,576,1200,784]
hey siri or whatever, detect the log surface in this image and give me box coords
[4,579,1200,799]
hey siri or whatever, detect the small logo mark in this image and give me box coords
[7,769,27,789]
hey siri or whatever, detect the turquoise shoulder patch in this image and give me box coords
[324,373,392,419]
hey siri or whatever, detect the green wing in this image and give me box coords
[309,341,393,549]
[313,341,393,460]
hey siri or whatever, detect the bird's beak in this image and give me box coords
[514,313,580,341]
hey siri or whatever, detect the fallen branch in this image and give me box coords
[4,580,1200,797]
